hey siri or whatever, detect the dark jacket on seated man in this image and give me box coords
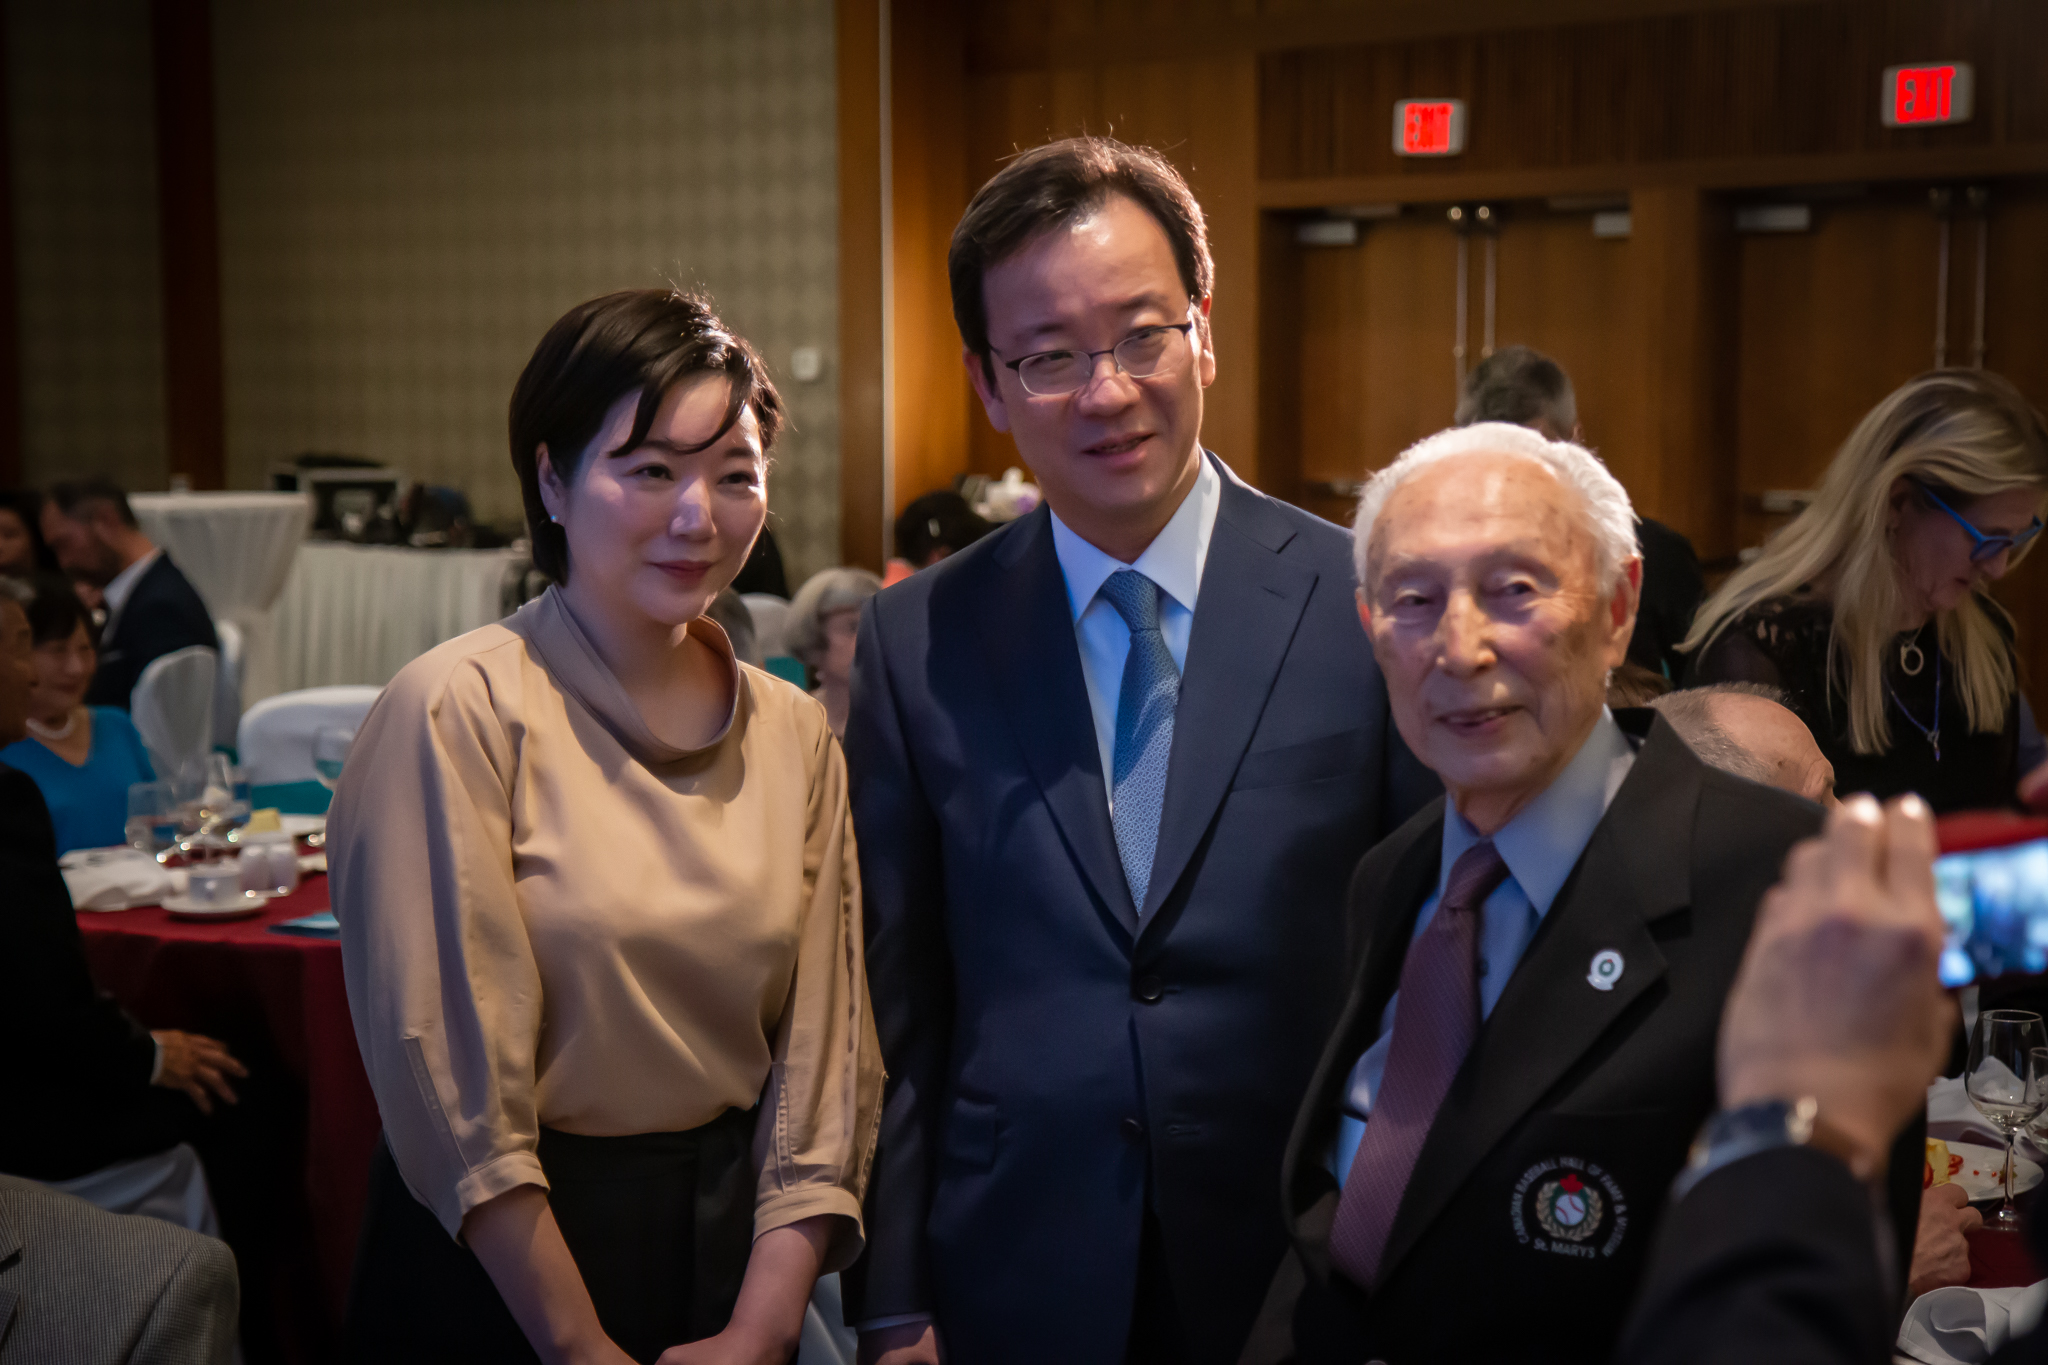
[0,761,193,1179]
[1242,712,1887,1365]
[86,552,217,710]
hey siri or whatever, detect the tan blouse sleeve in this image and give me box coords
[331,642,548,1239]
[749,713,886,1272]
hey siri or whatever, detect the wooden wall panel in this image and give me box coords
[837,0,887,571]
[961,54,1262,490]
[1261,0,2048,186]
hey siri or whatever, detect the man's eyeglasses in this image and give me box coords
[998,322,1197,398]
[1914,480,2045,563]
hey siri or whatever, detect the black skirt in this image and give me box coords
[344,1107,758,1364]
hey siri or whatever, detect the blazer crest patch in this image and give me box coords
[1511,1156,1628,1259]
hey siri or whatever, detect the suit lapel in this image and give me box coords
[978,506,1140,938]
[1140,464,1316,926]
[1377,721,1700,1281]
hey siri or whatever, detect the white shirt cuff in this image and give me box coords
[149,1035,165,1085]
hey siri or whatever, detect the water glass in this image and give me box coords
[126,781,170,854]
[1967,1009,2048,1229]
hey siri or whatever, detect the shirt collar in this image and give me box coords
[1049,452,1220,622]
[1437,709,1635,917]
[102,546,161,618]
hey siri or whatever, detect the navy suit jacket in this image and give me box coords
[85,553,217,710]
[842,457,1436,1365]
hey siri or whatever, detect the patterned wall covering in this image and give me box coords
[211,0,841,581]
[6,1,168,493]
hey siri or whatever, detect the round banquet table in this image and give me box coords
[75,873,377,1350]
[270,542,523,695]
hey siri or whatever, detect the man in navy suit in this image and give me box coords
[843,137,1434,1365]
[41,478,217,709]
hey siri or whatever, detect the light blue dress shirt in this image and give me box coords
[1330,711,1638,1186]
[1048,455,1221,807]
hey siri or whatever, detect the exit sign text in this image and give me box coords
[1882,62,1975,128]
[1392,99,1467,157]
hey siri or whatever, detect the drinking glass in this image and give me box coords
[126,780,169,854]
[312,726,356,791]
[1967,1009,2048,1229]
[205,753,251,834]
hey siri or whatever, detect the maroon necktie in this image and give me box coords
[1328,840,1510,1289]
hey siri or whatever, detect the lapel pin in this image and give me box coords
[1587,950,1624,992]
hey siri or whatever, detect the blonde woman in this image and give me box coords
[1686,369,2048,812]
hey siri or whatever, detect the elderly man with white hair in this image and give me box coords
[1242,424,1853,1365]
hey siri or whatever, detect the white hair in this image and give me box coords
[1351,421,1638,593]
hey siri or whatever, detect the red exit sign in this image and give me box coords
[1392,99,1467,157]
[1882,62,1975,127]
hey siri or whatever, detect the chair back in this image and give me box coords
[212,620,245,752]
[741,593,792,658]
[237,685,382,787]
[131,646,220,780]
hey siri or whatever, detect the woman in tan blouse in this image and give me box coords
[332,290,882,1365]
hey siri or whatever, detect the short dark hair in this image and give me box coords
[46,477,138,528]
[0,489,56,570]
[949,136,1213,382]
[18,570,88,646]
[508,289,785,583]
[1455,345,1578,436]
[894,489,990,564]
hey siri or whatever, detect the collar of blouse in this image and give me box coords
[519,585,744,766]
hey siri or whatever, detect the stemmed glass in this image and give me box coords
[312,726,356,791]
[1966,1009,2048,1229]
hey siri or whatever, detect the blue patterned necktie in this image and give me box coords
[1100,569,1181,915]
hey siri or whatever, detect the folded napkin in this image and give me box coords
[1898,1279,2048,1363]
[268,910,338,939]
[1931,1075,2029,1150]
[57,848,184,911]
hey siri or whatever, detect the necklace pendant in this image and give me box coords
[1900,642,1926,676]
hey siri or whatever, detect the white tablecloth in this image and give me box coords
[129,492,311,704]
[270,543,523,694]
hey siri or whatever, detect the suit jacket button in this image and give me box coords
[1133,975,1165,1003]
[1120,1117,1146,1143]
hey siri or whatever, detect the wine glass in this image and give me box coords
[312,725,356,791]
[1967,1009,2048,1229]
[206,753,251,835]
[125,780,168,854]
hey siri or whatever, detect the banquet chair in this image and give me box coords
[238,685,382,790]
[212,619,245,753]
[130,645,220,782]
[741,592,792,657]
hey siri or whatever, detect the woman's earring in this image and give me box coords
[550,515,562,525]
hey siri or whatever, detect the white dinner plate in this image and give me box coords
[1944,1139,2044,1203]
[162,892,272,920]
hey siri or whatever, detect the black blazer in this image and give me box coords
[1612,1146,1896,1365]
[842,457,1437,1365]
[85,553,218,709]
[1244,713,1831,1365]
[0,763,178,1181]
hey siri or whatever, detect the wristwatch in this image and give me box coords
[1671,1096,1875,1202]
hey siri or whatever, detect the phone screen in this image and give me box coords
[1935,835,2048,986]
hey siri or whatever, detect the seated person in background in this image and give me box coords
[0,577,246,1188]
[1455,343,1705,683]
[0,1171,239,1365]
[39,476,217,710]
[1649,682,1837,807]
[884,489,992,585]
[786,566,881,738]
[1615,794,1960,1365]
[706,587,762,667]
[0,487,57,575]
[1244,423,1846,1365]
[1686,369,2048,813]
[0,572,155,853]
[1608,660,1673,708]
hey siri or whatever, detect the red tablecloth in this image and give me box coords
[76,875,378,1335]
